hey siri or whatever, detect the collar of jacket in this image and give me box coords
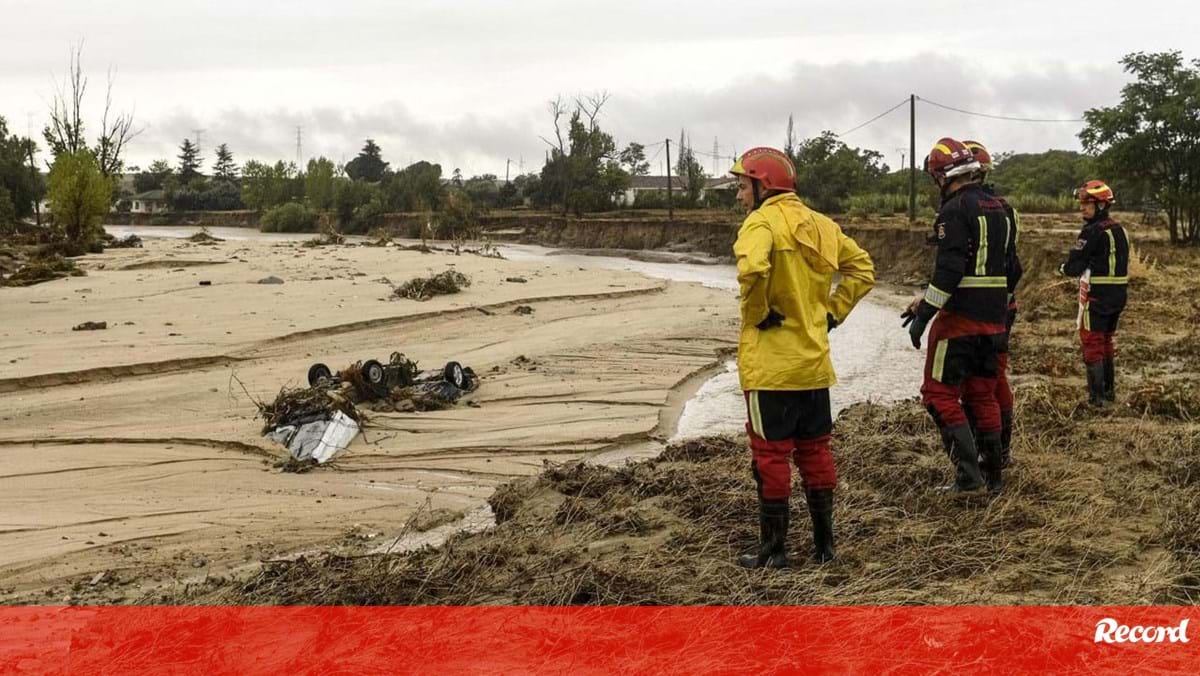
[753,192,839,273]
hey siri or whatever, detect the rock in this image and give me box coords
[513,305,534,316]
[198,280,212,286]
[257,276,285,285]
[505,276,528,283]
[72,321,107,331]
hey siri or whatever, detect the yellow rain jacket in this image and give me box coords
[734,193,875,391]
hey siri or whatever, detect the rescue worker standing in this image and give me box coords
[730,147,875,568]
[903,138,1012,494]
[1058,181,1128,406]
[963,140,1023,468]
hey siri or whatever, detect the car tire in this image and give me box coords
[443,361,467,389]
[307,363,333,387]
[362,359,386,386]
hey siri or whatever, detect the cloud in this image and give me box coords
[120,53,1123,176]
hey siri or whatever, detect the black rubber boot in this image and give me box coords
[1103,357,1116,403]
[936,424,985,493]
[1086,362,1108,408]
[805,488,836,563]
[738,499,789,569]
[977,431,1004,495]
[999,410,1013,469]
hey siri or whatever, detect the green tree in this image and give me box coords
[47,150,111,248]
[789,131,888,213]
[305,157,337,211]
[618,142,649,176]
[385,160,444,211]
[241,160,299,211]
[0,115,43,221]
[539,95,629,215]
[1081,51,1200,244]
[345,139,389,182]
[463,174,500,209]
[437,188,479,238]
[988,150,1097,197]
[134,159,173,193]
[178,139,201,182]
[213,143,238,180]
[332,179,385,232]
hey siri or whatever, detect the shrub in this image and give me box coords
[260,202,319,233]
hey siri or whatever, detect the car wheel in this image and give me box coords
[443,361,467,389]
[308,363,333,387]
[362,359,386,386]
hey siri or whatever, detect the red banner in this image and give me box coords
[1,606,1196,674]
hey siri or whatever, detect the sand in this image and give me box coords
[0,236,737,602]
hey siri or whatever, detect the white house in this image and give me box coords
[618,176,737,206]
[130,190,168,214]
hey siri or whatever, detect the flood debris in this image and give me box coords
[186,228,225,244]
[308,352,479,412]
[505,276,528,283]
[257,276,285,285]
[265,410,360,465]
[393,270,471,301]
[72,321,107,331]
[101,232,144,248]
[1,255,85,287]
[513,305,534,315]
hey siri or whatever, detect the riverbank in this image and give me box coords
[0,234,739,603]
[184,224,1200,606]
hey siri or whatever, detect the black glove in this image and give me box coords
[756,309,785,331]
[826,313,839,332]
[901,301,937,349]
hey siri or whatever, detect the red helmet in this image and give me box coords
[729,147,796,192]
[1076,180,1115,205]
[962,139,993,172]
[924,138,980,180]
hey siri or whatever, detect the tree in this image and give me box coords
[675,130,707,207]
[1081,51,1200,245]
[344,139,389,182]
[47,150,111,248]
[538,93,630,215]
[384,160,444,212]
[177,139,201,182]
[618,142,649,176]
[463,174,500,209]
[789,131,888,213]
[134,159,173,193]
[0,115,43,222]
[988,150,1097,197]
[241,160,300,211]
[333,179,385,232]
[213,143,238,180]
[42,43,138,178]
[305,157,337,211]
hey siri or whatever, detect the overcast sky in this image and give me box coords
[1,1,1195,176]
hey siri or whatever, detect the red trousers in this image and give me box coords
[1080,329,1116,365]
[743,390,836,500]
[920,312,1006,434]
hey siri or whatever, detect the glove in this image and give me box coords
[756,309,785,331]
[901,301,937,349]
[1006,296,1018,333]
[826,313,839,332]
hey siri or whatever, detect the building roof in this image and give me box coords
[628,175,689,190]
[133,190,167,200]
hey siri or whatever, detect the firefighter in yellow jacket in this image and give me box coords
[730,147,876,568]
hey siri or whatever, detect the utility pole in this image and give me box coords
[26,113,40,226]
[295,126,303,168]
[665,138,673,221]
[712,137,720,175]
[909,94,916,223]
[505,158,511,183]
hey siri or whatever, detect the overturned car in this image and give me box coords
[307,351,478,407]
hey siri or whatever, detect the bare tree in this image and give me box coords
[43,43,140,178]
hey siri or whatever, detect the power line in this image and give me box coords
[836,99,909,137]
[917,96,1085,123]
